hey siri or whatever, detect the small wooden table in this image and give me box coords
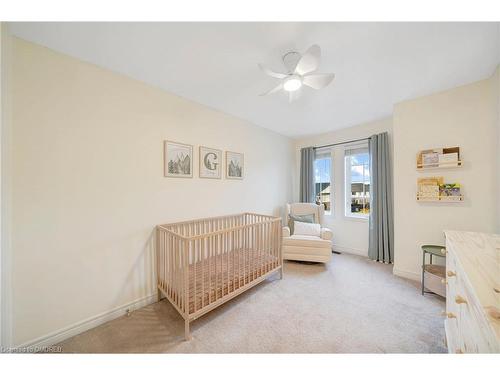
[421,245,446,296]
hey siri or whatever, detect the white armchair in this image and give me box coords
[282,203,332,263]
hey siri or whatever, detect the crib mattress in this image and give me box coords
[186,247,278,314]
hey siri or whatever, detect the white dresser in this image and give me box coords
[444,231,500,353]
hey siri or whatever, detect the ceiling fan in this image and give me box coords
[259,44,335,102]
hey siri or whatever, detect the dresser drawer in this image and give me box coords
[444,231,500,353]
[456,275,499,353]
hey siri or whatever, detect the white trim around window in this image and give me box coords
[344,142,370,220]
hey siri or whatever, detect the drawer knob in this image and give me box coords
[447,271,456,277]
[440,248,447,255]
[486,307,500,320]
[494,287,500,294]
[441,311,456,318]
[455,295,467,304]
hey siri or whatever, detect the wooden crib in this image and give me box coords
[156,212,283,340]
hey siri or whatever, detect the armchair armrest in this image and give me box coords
[282,226,291,238]
[320,228,333,241]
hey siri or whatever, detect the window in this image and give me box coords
[314,149,332,214]
[344,144,370,218]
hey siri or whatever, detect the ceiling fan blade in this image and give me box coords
[260,83,283,96]
[289,89,302,103]
[294,45,321,75]
[258,63,287,79]
[303,73,335,89]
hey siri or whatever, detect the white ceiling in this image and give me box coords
[8,22,500,138]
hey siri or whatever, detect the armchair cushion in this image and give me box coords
[294,221,321,237]
[288,213,314,235]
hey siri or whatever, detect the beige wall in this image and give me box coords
[294,118,392,256]
[7,37,294,346]
[0,22,4,347]
[495,65,500,232]
[1,22,14,349]
[393,77,498,280]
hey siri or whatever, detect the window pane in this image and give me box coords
[351,165,364,183]
[345,150,370,216]
[314,157,332,212]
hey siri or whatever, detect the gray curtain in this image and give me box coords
[368,132,394,263]
[299,147,315,203]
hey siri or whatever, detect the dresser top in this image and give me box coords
[444,230,500,337]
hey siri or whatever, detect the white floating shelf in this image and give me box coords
[416,195,464,202]
[416,160,462,171]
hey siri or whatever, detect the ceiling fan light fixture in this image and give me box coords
[259,44,334,101]
[283,75,302,92]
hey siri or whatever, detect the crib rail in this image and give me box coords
[156,213,282,339]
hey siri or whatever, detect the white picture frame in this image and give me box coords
[164,140,193,178]
[226,151,244,180]
[199,146,222,179]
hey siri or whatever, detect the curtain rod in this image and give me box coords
[313,136,370,150]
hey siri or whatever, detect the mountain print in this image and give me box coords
[168,152,191,175]
[165,142,193,177]
[228,160,242,177]
[226,152,243,179]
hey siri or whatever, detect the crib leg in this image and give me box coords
[184,319,191,341]
[157,287,163,302]
[279,267,284,280]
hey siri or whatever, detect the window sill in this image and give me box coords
[344,214,369,222]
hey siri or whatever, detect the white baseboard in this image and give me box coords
[393,267,421,282]
[17,293,157,350]
[333,244,368,257]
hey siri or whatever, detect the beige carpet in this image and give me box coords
[58,253,446,353]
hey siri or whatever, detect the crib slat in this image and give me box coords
[225,223,229,295]
[215,232,218,300]
[268,221,271,273]
[175,235,178,300]
[178,237,181,309]
[172,236,176,306]
[184,239,189,315]
[262,221,265,276]
[264,221,267,275]
[208,229,212,305]
[253,222,256,281]
[167,232,170,297]
[178,237,181,310]
[170,233,173,299]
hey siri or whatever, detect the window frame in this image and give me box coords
[314,148,333,215]
[344,143,370,220]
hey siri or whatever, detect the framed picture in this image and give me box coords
[199,146,222,179]
[164,140,193,178]
[226,151,244,179]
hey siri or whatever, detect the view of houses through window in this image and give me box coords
[314,150,332,213]
[345,146,370,217]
